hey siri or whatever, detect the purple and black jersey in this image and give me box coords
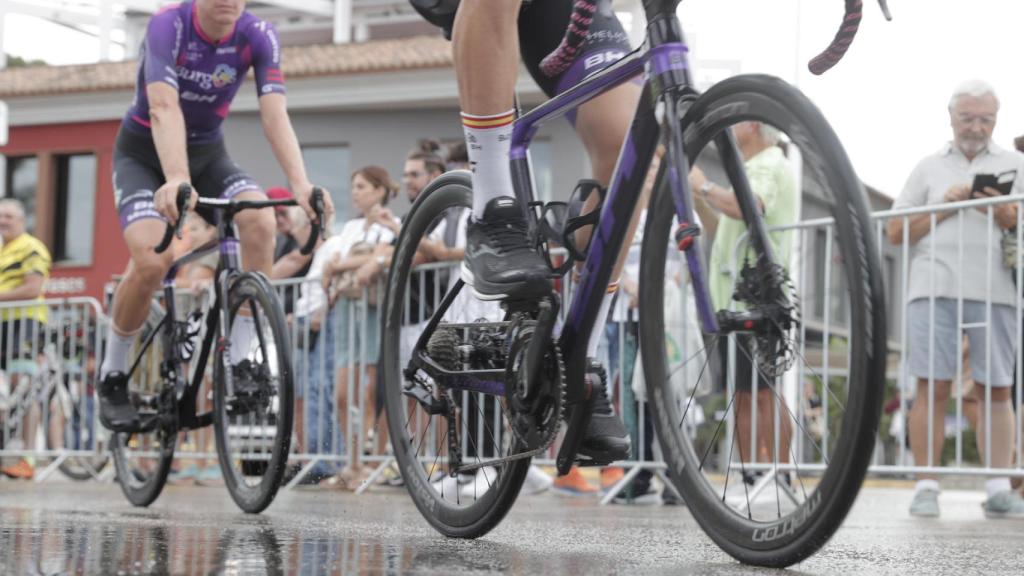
[123,1,286,144]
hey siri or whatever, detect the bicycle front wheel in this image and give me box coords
[213,272,293,514]
[110,303,176,507]
[640,75,887,566]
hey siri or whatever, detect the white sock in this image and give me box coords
[462,109,516,218]
[101,324,139,379]
[230,315,257,365]
[915,479,940,494]
[586,281,619,359]
[986,477,1013,498]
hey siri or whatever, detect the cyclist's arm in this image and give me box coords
[259,94,312,196]
[0,273,44,302]
[271,249,313,279]
[148,83,190,186]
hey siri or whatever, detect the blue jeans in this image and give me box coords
[303,308,342,477]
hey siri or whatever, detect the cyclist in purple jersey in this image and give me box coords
[99,0,335,432]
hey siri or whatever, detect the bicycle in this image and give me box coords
[108,184,325,513]
[382,0,890,567]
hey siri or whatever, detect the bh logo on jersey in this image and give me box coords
[211,64,238,89]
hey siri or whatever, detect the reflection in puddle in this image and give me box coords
[0,508,534,575]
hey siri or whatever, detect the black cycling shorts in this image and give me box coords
[519,0,633,100]
[112,127,263,230]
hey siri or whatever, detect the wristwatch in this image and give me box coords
[699,180,714,198]
[376,255,386,266]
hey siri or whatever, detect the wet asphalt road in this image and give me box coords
[0,479,1020,575]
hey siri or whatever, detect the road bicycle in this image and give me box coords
[108,185,325,513]
[383,0,890,567]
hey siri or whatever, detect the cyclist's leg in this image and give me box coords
[453,0,551,301]
[99,142,172,430]
[195,152,275,366]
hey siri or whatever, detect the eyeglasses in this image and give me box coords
[954,114,996,127]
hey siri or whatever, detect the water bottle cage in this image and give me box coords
[532,179,607,276]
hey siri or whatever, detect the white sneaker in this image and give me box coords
[459,466,498,499]
[431,472,473,502]
[521,465,554,496]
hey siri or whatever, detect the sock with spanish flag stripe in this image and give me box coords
[462,109,516,218]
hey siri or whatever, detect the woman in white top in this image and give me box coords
[319,166,399,488]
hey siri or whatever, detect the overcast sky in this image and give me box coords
[3,1,1023,197]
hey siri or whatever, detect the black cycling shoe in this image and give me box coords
[577,360,631,463]
[98,372,140,432]
[461,197,552,301]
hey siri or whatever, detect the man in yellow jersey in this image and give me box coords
[0,198,51,480]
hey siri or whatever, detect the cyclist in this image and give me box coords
[97,0,333,432]
[413,0,638,462]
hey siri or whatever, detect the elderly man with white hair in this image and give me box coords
[887,79,1024,519]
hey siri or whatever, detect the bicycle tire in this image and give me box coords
[110,302,177,507]
[639,74,887,567]
[213,272,293,514]
[381,171,530,538]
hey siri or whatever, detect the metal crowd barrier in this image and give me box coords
[7,195,1024,498]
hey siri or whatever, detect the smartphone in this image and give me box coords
[971,169,1016,197]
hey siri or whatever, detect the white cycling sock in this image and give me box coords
[462,109,516,218]
[230,315,257,365]
[586,281,619,360]
[101,324,141,380]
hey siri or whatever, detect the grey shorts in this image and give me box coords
[907,298,1018,387]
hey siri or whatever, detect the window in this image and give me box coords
[4,156,38,233]
[301,145,351,224]
[54,154,97,264]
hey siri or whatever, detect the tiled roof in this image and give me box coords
[0,35,453,98]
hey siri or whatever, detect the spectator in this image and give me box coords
[270,187,313,288]
[292,205,339,483]
[689,120,798,490]
[0,198,52,480]
[402,141,447,204]
[887,79,1024,518]
[321,166,400,489]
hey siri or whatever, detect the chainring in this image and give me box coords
[504,317,565,454]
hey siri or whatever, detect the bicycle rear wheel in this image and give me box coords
[640,75,887,566]
[381,171,531,538]
[110,303,177,507]
[213,272,293,514]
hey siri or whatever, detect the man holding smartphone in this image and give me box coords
[887,80,1024,519]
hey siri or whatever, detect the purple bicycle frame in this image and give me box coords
[507,30,718,407]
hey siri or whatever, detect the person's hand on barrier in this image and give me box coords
[355,259,380,287]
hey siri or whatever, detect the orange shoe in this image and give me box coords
[1,459,34,480]
[551,466,598,497]
[600,467,625,492]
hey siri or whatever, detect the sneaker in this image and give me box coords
[431,471,475,502]
[551,466,599,497]
[376,464,405,488]
[662,485,685,506]
[1,459,34,480]
[195,465,223,486]
[600,467,625,492]
[97,372,140,432]
[459,466,499,498]
[982,490,1024,519]
[168,463,199,485]
[461,197,552,301]
[577,361,630,463]
[909,489,940,518]
[521,465,554,496]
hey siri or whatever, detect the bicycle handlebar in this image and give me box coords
[154,185,328,256]
[808,0,892,75]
